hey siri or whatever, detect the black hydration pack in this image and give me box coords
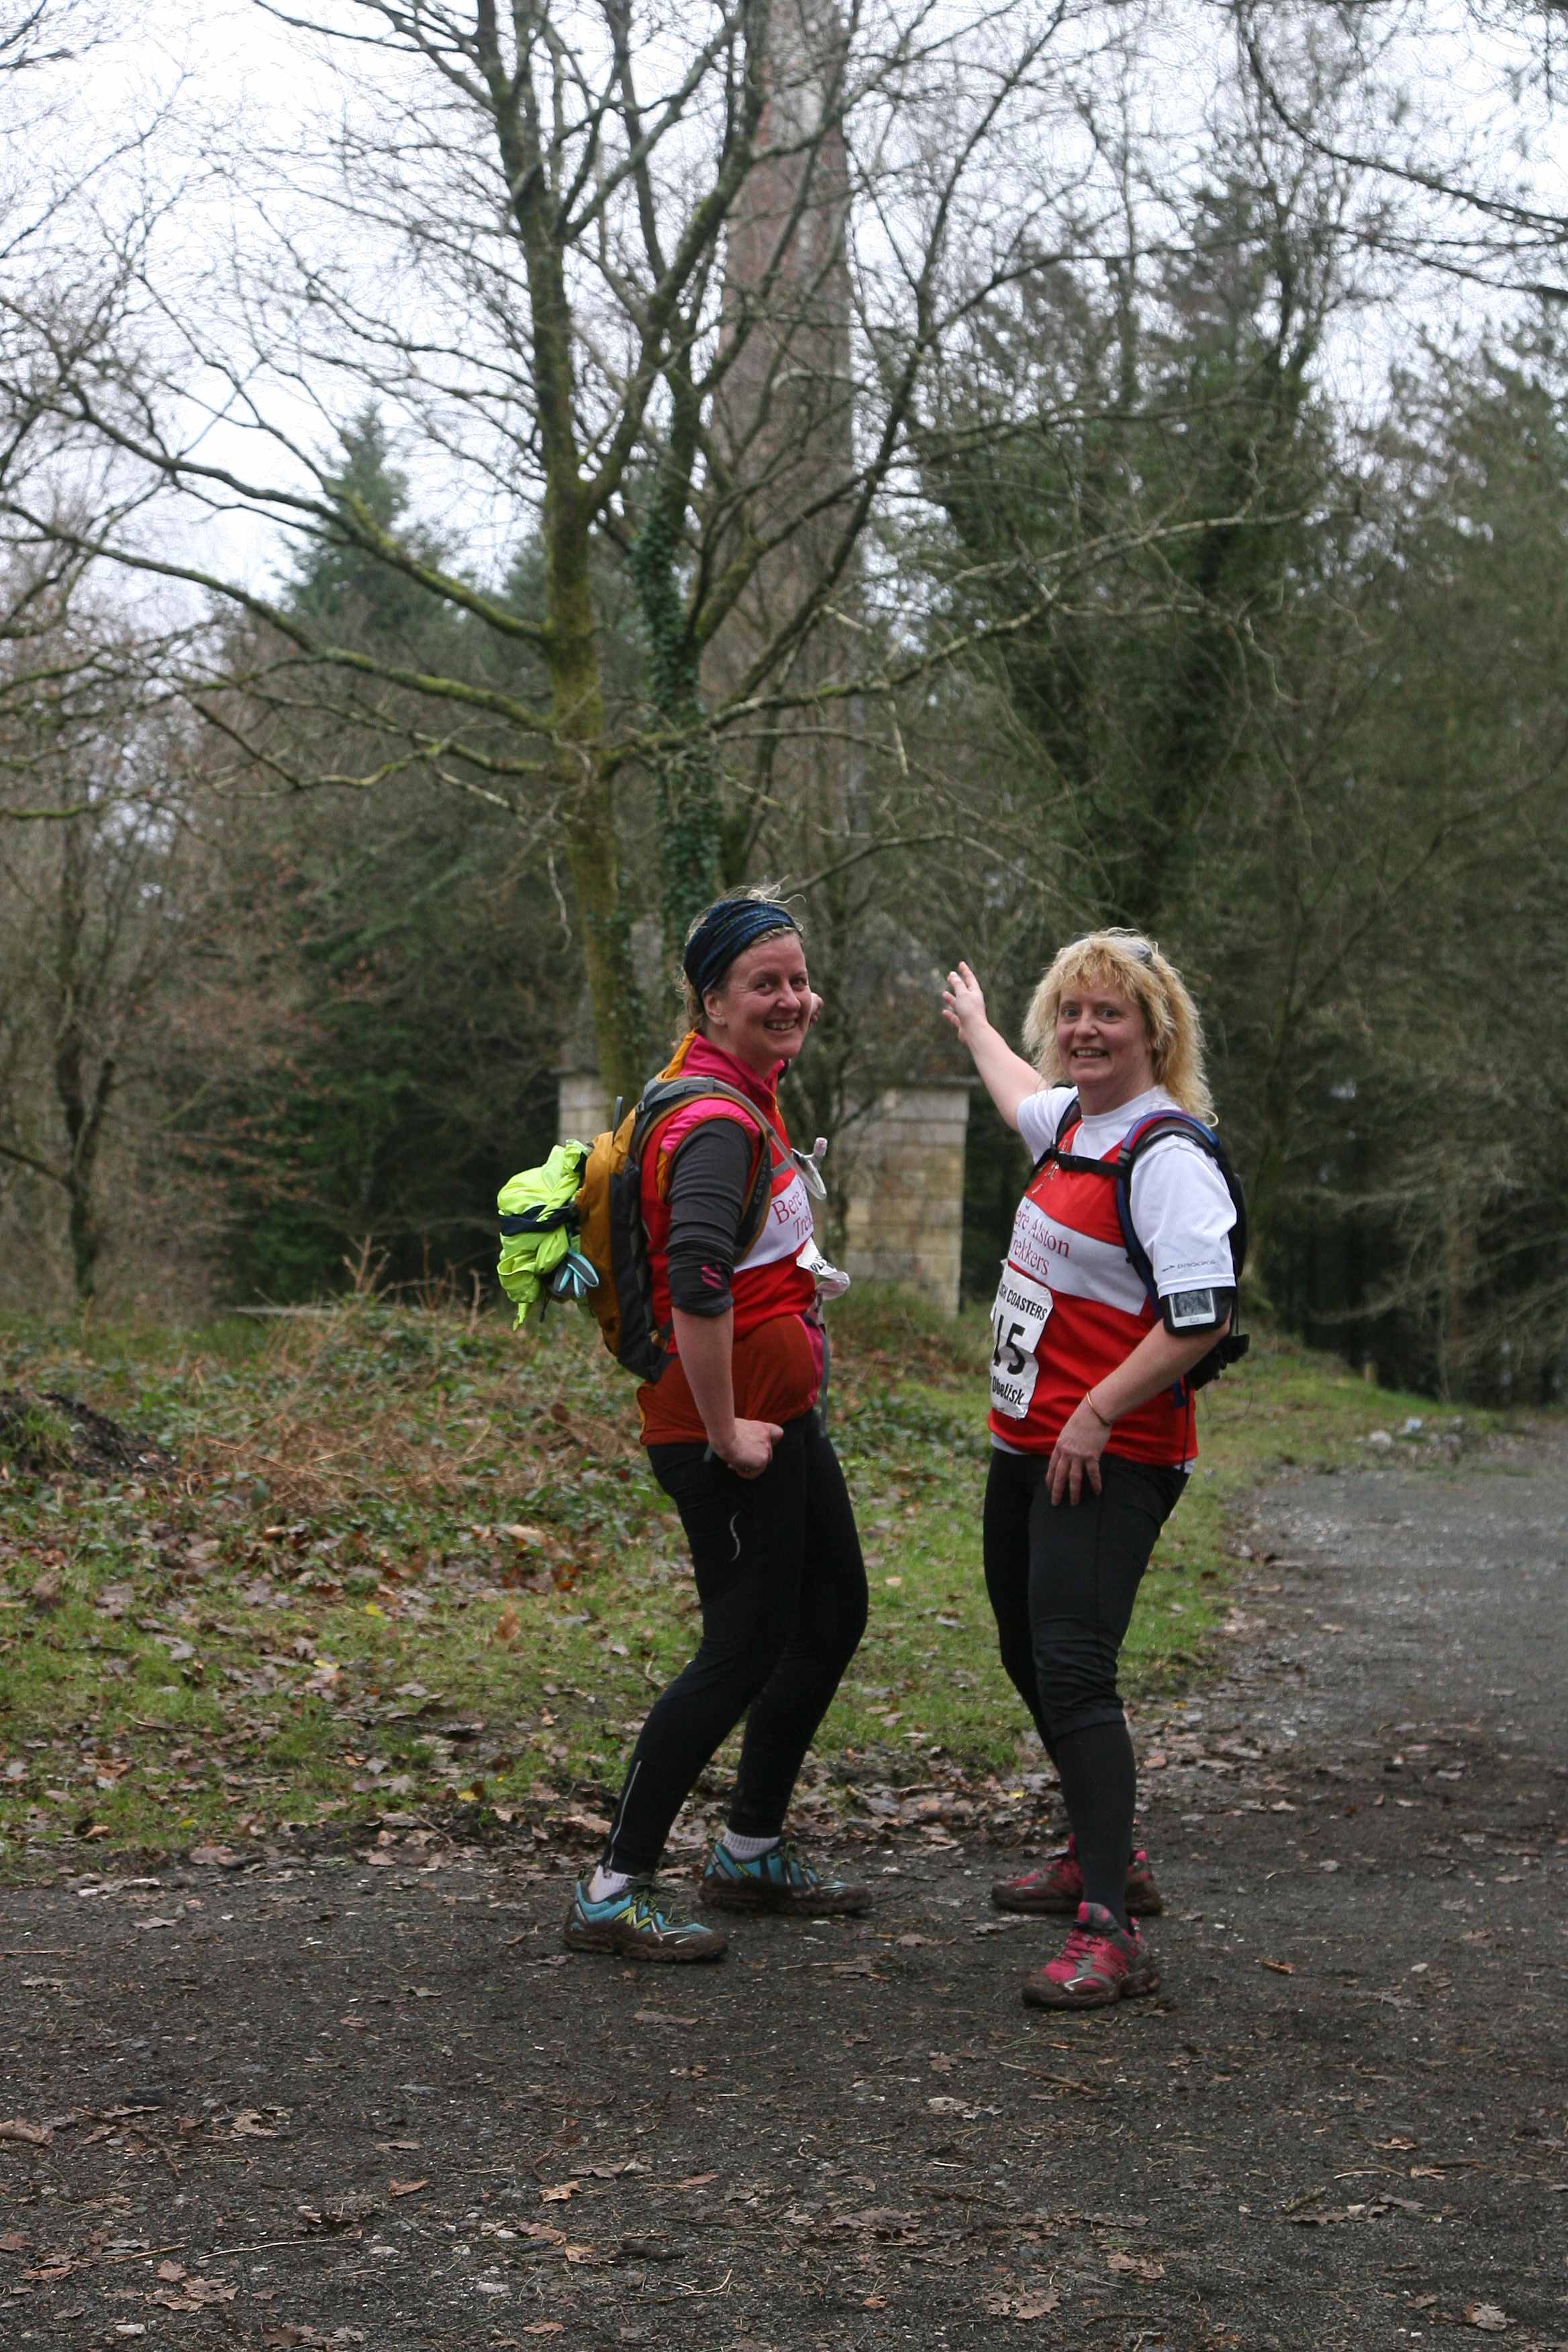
[1046,1097,1251,1395]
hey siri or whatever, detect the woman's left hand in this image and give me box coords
[940,960,989,1046]
[1046,1398,1109,1506]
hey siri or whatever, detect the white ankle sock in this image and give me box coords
[722,1830,781,1861]
[588,1863,632,1902]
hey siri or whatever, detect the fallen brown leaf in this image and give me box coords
[153,2277,240,2314]
[1106,2251,1165,2280]
[983,2288,1061,2318]
[0,2119,51,2146]
[388,2179,429,2198]
[1461,2308,1510,2334]
[555,1810,609,1839]
[538,2181,580,2203]
[813,2208,924,2243]
[1260,1958,1294,1975]
[673,2172,719,2190]
[296,2191,378,2233]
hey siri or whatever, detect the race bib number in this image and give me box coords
[989,1263,1053,1419]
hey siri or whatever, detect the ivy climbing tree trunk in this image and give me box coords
[632,360,725,959]
[485,0,650,1100]
[21,0,1146,1110]
[52,812,114,1303]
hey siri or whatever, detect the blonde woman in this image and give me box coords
[942,932,1239,2008]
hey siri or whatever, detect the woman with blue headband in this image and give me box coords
[564,891,870,1963]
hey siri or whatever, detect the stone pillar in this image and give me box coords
[554,1070,972,1317]
[558,1065,611,1144]
[838,1082,970,1316]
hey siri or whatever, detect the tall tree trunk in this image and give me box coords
[52,814,111,1304]
[546,471,649,1093]
[632,362,724,957]
[485,6,648,1098]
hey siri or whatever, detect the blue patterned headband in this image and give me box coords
[682,897,800,1001]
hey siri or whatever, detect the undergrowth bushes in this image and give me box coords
[0,1293,1495,1867]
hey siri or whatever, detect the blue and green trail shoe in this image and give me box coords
[699,1836,870,1916]
[562,1876,728,1963]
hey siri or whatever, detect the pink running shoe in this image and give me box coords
[1021,1900,1160,2010]
[991,1834,1164,1917]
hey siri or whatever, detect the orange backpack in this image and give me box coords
[573,1076,781,1379]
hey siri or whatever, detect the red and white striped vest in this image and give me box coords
[989,1116,1195,1466]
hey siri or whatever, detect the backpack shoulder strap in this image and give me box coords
[633,1076,780,1253]
[1030,1090,1084,1175]
[1040,1091,1127,1177]
[1112,1111,1248,1302]
[635,1074,789,1158]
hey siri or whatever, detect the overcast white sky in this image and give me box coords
[19,0,1567,609]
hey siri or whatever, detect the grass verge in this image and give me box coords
[0,1291,1498,1870]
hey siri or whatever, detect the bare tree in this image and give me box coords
[1,0,1173,1093]
[1231,0,1568,301]
[0,591,213,1302]
[0,0,172,798]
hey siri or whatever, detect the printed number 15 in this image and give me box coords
[991,1315,1028,1376]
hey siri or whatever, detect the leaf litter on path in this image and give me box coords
[984,2286,1061,2318]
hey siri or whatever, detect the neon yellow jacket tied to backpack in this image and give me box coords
[496,1142,597,1322]
[495,1040,789,1378]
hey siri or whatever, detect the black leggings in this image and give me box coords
[983,1448,1186,1744]
[983,1449,1185,1922]
[604,1412,867,1877]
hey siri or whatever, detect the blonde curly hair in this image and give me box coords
[1022,929,1216,1124]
